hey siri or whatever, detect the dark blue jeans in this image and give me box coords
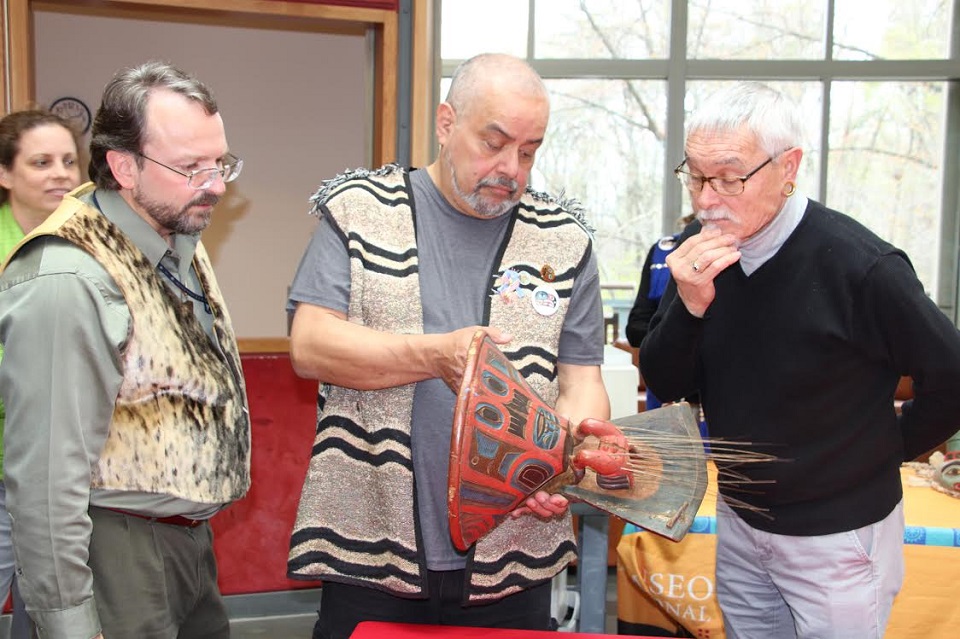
[312,570,552,639]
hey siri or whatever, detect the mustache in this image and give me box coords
[697,208,738,224]
[476,176,518,195]
[188,192,221,208]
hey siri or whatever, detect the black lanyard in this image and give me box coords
[156,262,211,315]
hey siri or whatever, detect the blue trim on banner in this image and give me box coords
[903,525,960,547]
[624,520,960,547]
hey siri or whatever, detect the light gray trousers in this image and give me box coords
[715,497,904,639]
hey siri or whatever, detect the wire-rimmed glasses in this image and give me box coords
[138,152,243,190]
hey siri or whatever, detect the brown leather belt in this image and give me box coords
[105,507,206,528]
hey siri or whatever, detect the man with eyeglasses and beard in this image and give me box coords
[641,82,960,638]
[0,61,249,639]
[286,53,610,638]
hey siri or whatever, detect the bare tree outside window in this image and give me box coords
[827,81,945,291]
[438,0,958,318]
[688,0,824,59]
[535,0,670,59]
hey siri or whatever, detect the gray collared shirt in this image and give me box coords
[0,188,223,639]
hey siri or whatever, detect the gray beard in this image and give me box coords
[444,150,520,218]
[133,186,218,235]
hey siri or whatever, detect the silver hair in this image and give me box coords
[686,82,806,157]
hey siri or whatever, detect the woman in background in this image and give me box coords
[0,109,82,637]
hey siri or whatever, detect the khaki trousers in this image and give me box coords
[88,506,229,639]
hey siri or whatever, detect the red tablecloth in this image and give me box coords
[350,621,648,638]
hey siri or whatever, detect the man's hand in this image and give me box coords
[665,225,740,318]
[434,326,511,393]
[509,490,569,520]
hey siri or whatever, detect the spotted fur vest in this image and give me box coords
[21,184,250,503]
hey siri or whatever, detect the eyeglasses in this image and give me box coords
[138,152,243,190]
[674,154,778,196]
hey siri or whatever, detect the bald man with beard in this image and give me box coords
[286,53,610,638]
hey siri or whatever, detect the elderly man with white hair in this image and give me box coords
[641,82,960,639]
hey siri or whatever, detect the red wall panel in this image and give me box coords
[212,353,323,594]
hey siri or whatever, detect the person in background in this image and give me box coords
[640,81,960,638]
[0,61,249,639]
[286,53,609,639]
[0,108,82,639]
[625,213,697,415]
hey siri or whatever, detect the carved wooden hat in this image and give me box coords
[448,331,707,551]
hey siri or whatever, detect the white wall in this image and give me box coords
[34,9,371,338]
[602,345,640,419]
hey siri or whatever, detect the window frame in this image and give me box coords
[433,0,960,323]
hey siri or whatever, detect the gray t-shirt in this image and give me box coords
[288,169,604,569]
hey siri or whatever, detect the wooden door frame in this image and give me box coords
[1,0,397,164]
[409,0,434,167]
[1,0,398,354]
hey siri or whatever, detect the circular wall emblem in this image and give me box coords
[49,96,92,135]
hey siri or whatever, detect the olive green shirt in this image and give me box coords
[0,188,224,639]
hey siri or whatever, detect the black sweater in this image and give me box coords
[641,200,960,535]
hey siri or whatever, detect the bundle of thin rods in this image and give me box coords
[617,424,780,516]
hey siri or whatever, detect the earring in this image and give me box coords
[783,181,796,197]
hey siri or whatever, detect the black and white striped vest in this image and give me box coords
[288,165,594,602]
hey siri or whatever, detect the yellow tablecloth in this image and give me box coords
[616,464,960,638]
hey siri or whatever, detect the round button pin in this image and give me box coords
[531,285,560,316]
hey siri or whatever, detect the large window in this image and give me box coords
[437,0,960,329]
